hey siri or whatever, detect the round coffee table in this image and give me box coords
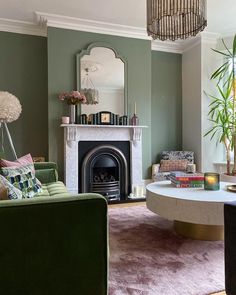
[146,181,236,240]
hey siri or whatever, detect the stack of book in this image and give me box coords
[170,171,204,188]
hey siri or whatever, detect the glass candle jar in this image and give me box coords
[204,173,220,190]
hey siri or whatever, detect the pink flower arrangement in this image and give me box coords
[59,91,87,105]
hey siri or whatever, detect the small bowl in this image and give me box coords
[227,185,236,193]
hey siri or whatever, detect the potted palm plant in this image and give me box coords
[205,34,236,176]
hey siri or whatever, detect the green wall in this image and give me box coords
[151,51,182,164]
[0,31,48,160]
[0,29,182,180]
[47,27,152,179]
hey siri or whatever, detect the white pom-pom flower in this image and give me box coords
[0,91,22,123]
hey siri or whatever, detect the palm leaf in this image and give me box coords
[233,35,236,55]
[211,61,229,80]
[222,38,233,57]
[212,48,231,58]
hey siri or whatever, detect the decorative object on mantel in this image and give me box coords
[119,116,128,125]
[205,35,236,177]
[204,173,220,191]
[79,112,126,126]
[61,116,70,124]
[146,0,207,41]
[97,111,113,125]
[59,91,87,124]
[0,91,22,160]
[79,114,88,125]
[130,102,139,125]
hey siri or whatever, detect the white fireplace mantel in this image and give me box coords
[62,124,147,143]
[61,124,147,194]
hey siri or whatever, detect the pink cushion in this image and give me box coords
[0,154,34,169]
[159,159,188,172]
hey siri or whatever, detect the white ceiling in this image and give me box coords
[0,0,236,36]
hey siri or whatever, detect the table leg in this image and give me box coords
[174,220,224,241]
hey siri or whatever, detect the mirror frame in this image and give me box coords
[76,42,128,116]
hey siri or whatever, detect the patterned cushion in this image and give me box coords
[159,159,188,172]
[0,174,22,199]
[161,151,194,163]
[0,164,42,198]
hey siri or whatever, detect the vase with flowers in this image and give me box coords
[59,91,87,124]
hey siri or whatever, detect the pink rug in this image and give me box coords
[108,205,224,295]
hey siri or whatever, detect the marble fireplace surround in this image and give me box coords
[62,124,147,194]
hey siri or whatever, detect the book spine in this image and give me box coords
[170,179,204,185]
[173,183,204,188]
[170,173,204,178]
[170,175,204,181]
[173,177,204,181]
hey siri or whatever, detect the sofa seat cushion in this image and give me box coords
[36,181,71,198]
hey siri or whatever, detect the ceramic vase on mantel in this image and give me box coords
[69,104,76,124]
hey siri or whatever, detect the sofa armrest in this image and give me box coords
[224,201,236,295]
[34,162,58,183]
[0,193,108,295]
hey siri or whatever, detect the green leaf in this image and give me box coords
[211,61,229,80]
[212,48,231,58]
[221,38,233,57]
[233,35,236,56]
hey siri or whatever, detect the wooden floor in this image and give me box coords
[108,201,146,208]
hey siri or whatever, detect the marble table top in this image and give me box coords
[146,181,236,203]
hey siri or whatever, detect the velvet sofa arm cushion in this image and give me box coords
[34,162,58,172]
[0,193,108,295]
[35,168,58,184]
[34,162,58,183]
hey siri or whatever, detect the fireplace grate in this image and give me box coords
[91,181,120,201]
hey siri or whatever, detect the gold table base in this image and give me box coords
[174,220,224,241]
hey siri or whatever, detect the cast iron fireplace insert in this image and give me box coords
[78,141,131,202]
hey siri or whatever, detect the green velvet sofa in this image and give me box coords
[0,162,108,295]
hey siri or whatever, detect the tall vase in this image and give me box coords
[76,103,81,123]
[69,104,76,124]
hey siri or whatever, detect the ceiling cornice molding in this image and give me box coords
[181,32,221,53]
[151,40,183,54]
[221,28,236,38]
[0,12,223,54]
[201,31,221,43]
[0,17,46,37]
[35,11,150,40]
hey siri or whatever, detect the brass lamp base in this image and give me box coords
[174,220,224,241]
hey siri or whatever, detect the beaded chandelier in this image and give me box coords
[147,0,207,41]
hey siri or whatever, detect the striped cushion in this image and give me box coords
[36,181,71,198]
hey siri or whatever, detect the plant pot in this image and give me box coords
[220,173,236,183]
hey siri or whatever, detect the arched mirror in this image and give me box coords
[76,43,127,117]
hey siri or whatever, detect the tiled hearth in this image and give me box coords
[62,124,147,195]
